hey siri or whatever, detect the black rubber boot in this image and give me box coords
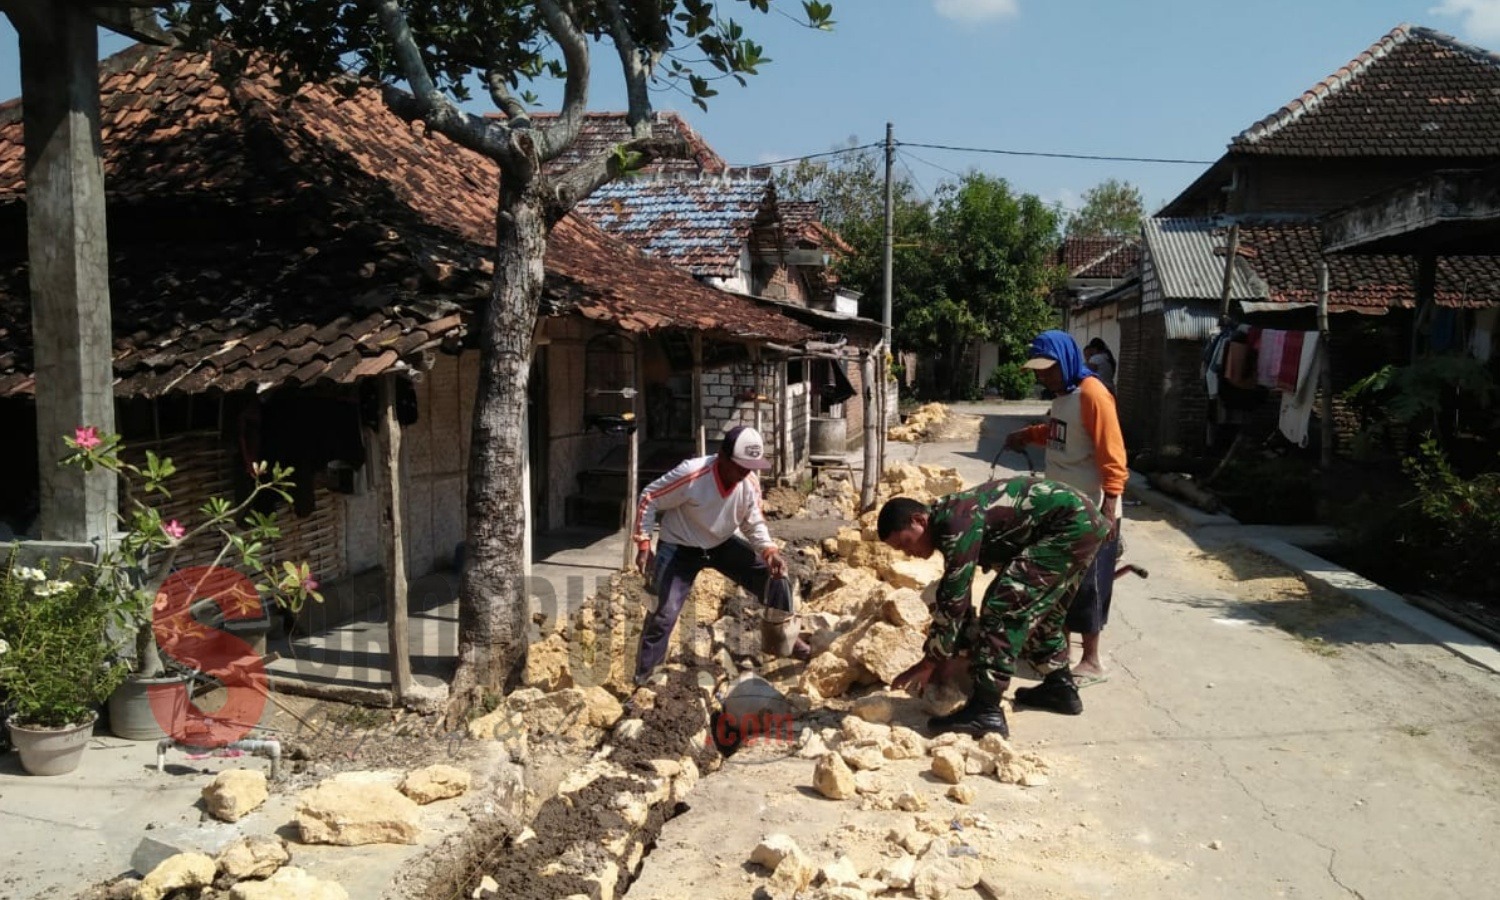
[927,697,1009,738]
[1013,667,1084,715]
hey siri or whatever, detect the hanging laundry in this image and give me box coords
[1255,329,1285,390]
[1278,335,1323,447]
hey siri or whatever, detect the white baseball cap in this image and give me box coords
[721,425,772,470]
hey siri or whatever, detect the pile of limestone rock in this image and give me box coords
[886,403,983,444]
[745,711,1049,900]
[116,764,472,900]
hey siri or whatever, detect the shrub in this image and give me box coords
[0,556,129,728]
[1401,439,1500,596]
[986,362,1034,401]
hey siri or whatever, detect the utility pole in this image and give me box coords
[879,122,894,478]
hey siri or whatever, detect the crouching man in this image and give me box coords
[632,426,809,686]
[877,477,1109,737]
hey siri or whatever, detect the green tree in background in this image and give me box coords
[779,160,1061,400]
[167,0,834,724]
[1066,177,1145,238]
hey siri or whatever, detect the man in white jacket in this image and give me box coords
[631,426,806,685]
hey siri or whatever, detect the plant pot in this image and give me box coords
[6,712,98,775]
[107,674,190,741]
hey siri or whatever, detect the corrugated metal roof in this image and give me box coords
[1144,218,1267,301]
[1163,300,1221,341]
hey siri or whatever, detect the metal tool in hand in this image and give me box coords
[989,445,1041,480]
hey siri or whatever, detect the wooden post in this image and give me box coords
[876,345,887,484]
[1317,262,1334,471]
[691,333,706,457]
[1413,255,1437,363]
[377,374,412,703]
[860,350,878,511]
[1217,223,1241,324]
[623,343,642,570]
[16,2,118,543]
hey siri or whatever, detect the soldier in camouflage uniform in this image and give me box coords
[877,476,1110,737]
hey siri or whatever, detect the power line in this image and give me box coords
[732,142,882,169]
[731,137,1214,172]
[899,140,1214,166]
[898,148,965,181]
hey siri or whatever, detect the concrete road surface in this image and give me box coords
[630,401,1500,899]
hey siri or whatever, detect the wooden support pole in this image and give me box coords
[1413,254,1437,363]
[860,351,878,511]
[1217,223,1241,324]
[377,373,412,703]
[17,3,118,543]
[623,342,641,570]
[1317,262,1334,471]
[691,333,706,457]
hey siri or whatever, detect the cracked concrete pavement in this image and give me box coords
[630,401,1500,899]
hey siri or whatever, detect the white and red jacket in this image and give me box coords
[632,456,774,555]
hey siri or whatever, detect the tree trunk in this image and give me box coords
[445,176,548,725]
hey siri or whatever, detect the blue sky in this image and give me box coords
[3,0,1499,216]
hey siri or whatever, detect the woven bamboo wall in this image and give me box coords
[121,431,345,585]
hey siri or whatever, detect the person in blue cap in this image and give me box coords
[1004,330,1127,700]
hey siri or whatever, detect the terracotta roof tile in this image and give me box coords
[1233,25,1500,157]
[574,179,774,278]
[0,44,810,399]
[529,111,728,178]
[1234,220,1500,309]
[1060,236,1140,278]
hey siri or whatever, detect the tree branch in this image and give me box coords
[533,0,590,162]
[485,70,530,124]
[600,0,656,137]
[369,0,509,160]
[548,134,690,217]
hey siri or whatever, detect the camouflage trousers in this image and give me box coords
[967,489,1110,703]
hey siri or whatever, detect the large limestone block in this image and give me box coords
[852,623,926,684]
[215,835,290,882]
[400,764,471,804]
[877,555,945,591]
[295,781,421,846]
[522,632,574,691]
[930,747,966,785]
[202,770,268,823]
[582,685,625,729]
[813,752,858,800]
[881,588,932,629]
[918,465,965,497]
[229,867,349,900]
[134,853,215,900]
[801,652,865,699]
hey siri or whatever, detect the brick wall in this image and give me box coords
[701,361,777,444]
[1158,338,1209,457]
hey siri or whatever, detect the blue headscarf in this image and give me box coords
[1027,330,1095,393]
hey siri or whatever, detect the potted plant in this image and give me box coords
[60,427,324,741]
[0,556,129,774]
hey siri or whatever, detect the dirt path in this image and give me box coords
[628,403,1500,899]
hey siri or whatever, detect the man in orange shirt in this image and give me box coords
[1005,331,1127,691]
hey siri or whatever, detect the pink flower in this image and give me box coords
[301,574,320,593]
[74,426,101,451]
[162,520,186,540]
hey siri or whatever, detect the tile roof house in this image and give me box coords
[572,170,884,471]
[1109,24,1500,463]
[0,44,816,639]
[1055,236,1141,390]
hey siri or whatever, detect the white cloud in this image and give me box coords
[1431,0,1500,44]
[932,0,1020,24]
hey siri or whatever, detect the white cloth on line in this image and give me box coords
[1278,334,1323,447]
